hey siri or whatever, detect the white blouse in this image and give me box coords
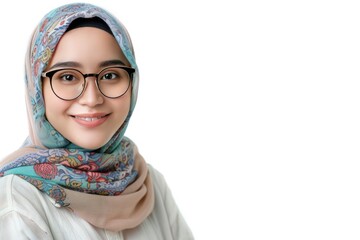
[0,165,194,240]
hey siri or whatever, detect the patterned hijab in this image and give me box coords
[0,3,154,231]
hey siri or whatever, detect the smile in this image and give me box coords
[75,116,106,122]
[71,113,110,128]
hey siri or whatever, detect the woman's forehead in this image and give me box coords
[47,27,130,70]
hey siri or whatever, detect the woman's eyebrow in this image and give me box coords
[99,60,127,68]
[47,60,128,71]
[47,61,82,70]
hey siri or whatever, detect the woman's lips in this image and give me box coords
[71,113,110,128]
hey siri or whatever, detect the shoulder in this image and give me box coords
[0,174,45,203]
[0,175,51,230]
[147,164,173,200]
[146,164,183,221]
[145,164,195,239]
[147,164,166,188]
[0,174,47,211]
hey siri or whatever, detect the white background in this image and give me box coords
[0,0,360,239]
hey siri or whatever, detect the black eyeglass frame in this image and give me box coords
[41,66,135,101]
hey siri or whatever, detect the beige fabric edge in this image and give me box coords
[65,150,155,231]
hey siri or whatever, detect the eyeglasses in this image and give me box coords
[41,66,135,101]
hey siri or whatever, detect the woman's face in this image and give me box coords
[42,27,131,150]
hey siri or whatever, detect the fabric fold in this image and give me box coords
[65,150,155,231]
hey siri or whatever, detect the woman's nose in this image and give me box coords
[77,77,104,106]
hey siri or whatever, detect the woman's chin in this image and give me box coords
[70,139,109,151]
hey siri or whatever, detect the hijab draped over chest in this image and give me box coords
[0,3,154,231]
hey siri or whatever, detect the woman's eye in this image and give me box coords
[102,73,117,80]
[61,74,76,81]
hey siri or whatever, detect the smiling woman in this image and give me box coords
[42,26,132,150]
[0,3,193,239]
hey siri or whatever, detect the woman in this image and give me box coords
[0,3,193,239]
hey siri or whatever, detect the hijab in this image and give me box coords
[0,3,154,231]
